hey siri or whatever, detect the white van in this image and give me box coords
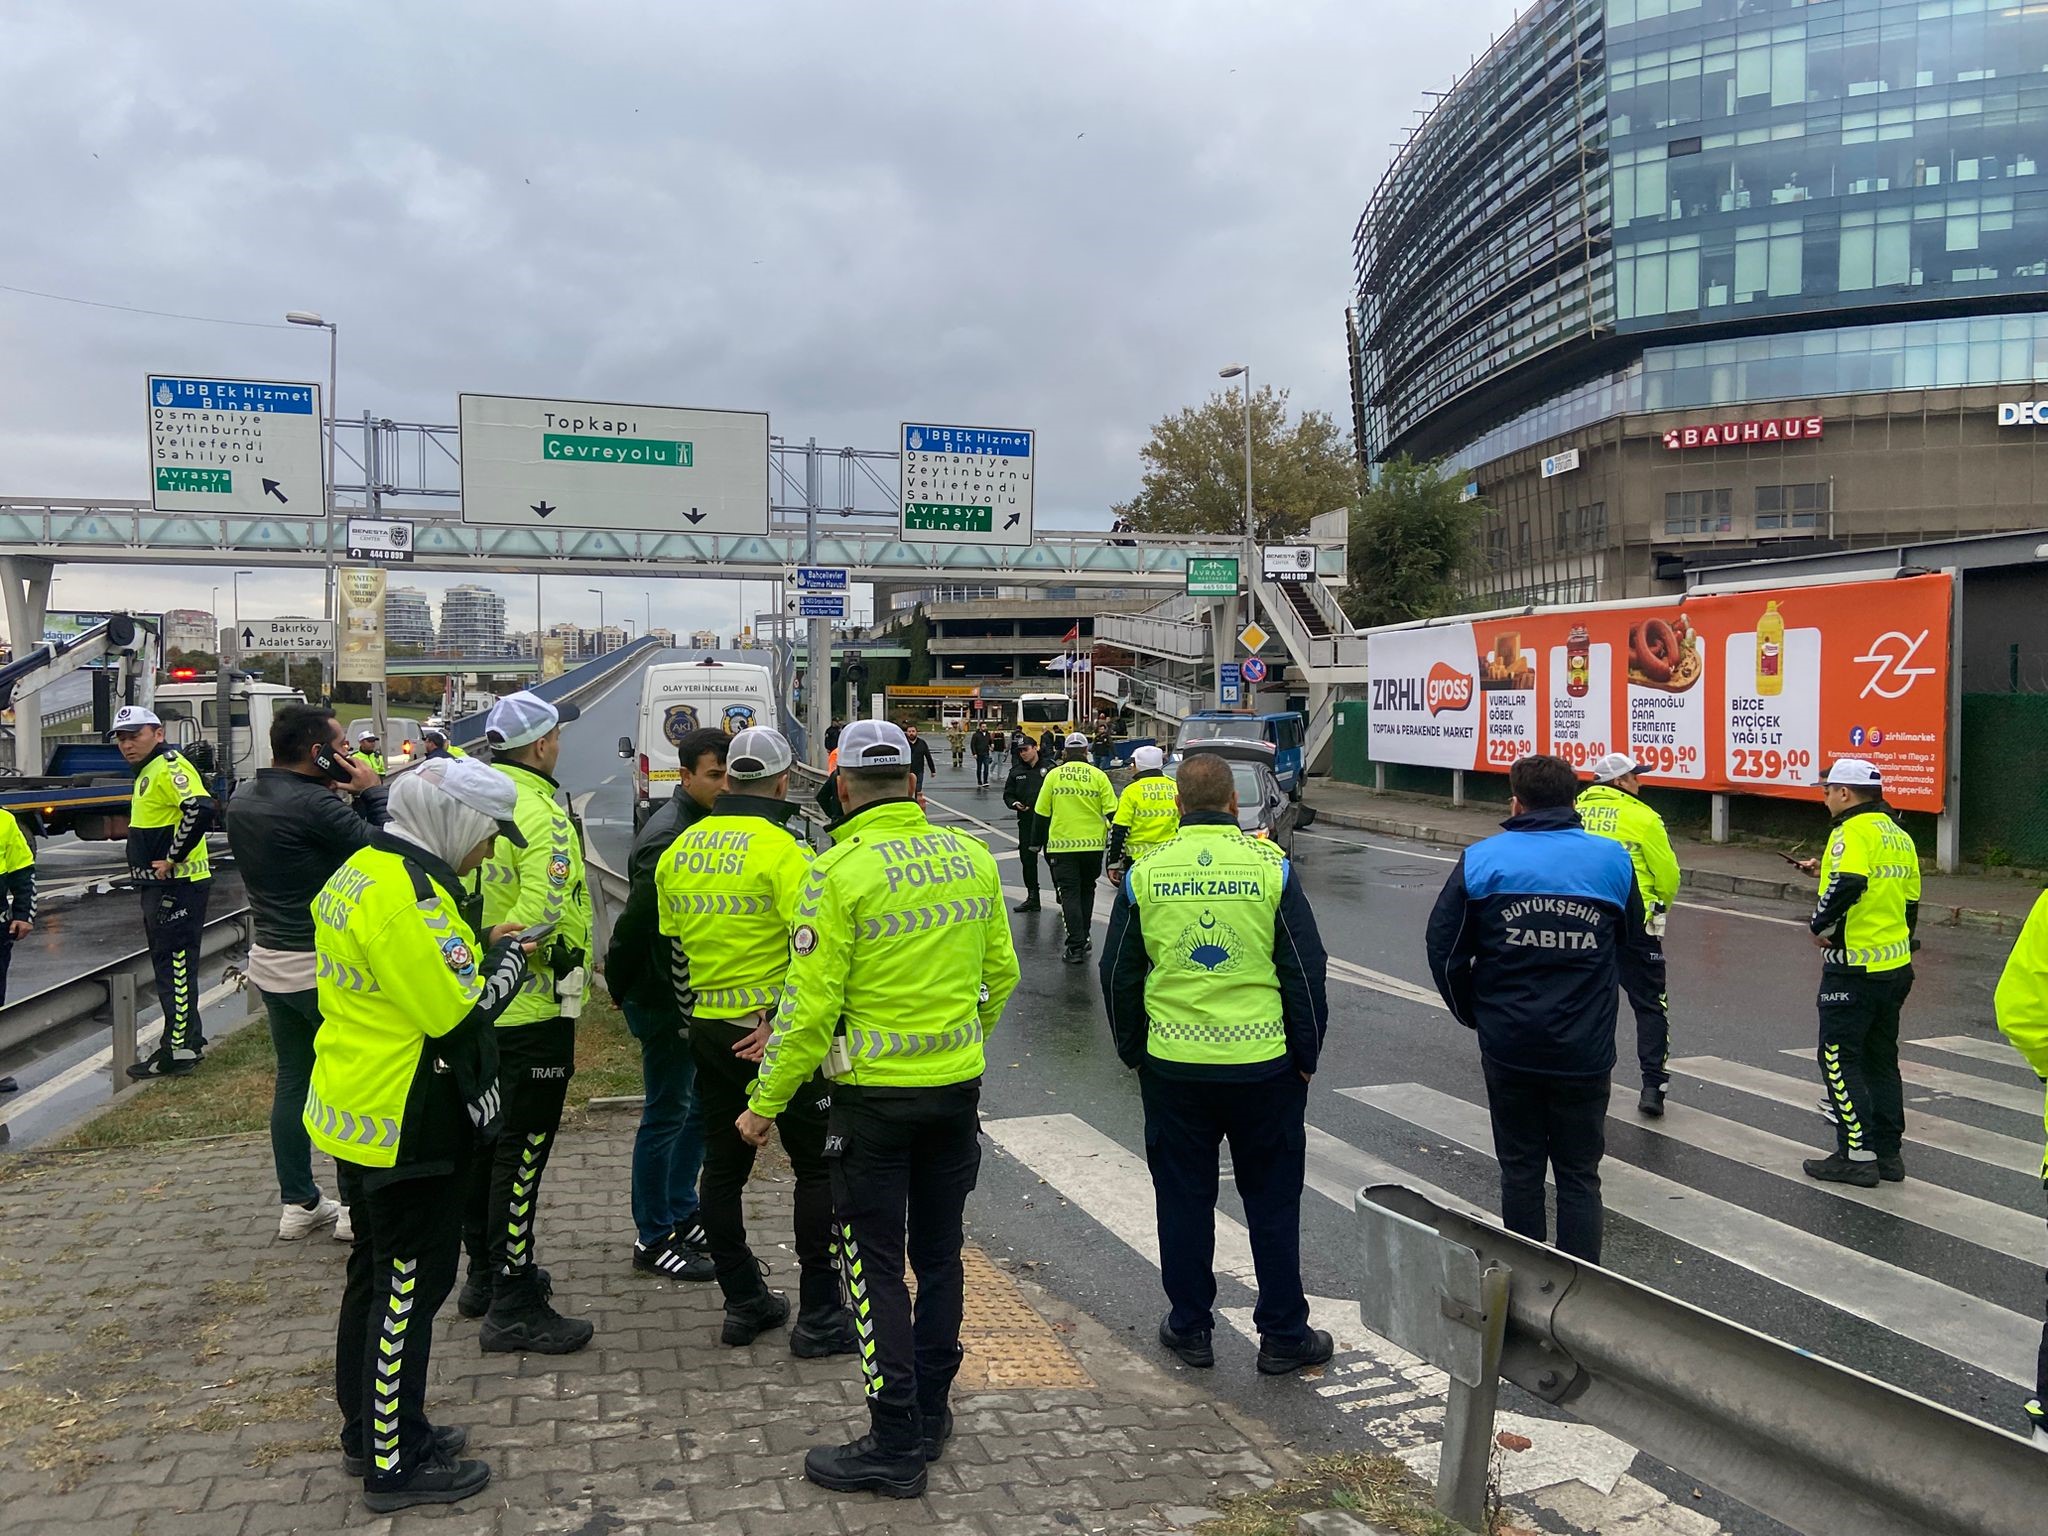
[620,658,778,828]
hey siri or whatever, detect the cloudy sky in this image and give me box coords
[0,0,1522,642]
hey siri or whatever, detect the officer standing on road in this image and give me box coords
[308,756,534,1514]
[456,691,595,1354]
[355,730,387,776]
[1577,754,1682,1116]
[970,724,994,787]
[1099,751,1332,1376]
[1003,736,1050,913]
[1034,732,1117,963]
[604,728,727,1283]
[0,806,36,1088]
[227,703,388,1242]
[1425,754,1646,1263]
[420,718,467,761]
[659,727,854,1355]
[946,723,966,771]
[1792,758,1920,1188]
[1993,888,2048,1447]
[738,720,1019,1499]
[1105,744,1179,885]
[114,704,216,1079]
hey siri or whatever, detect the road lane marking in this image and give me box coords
[1907,1035,2032,1071]
[985,1111,1646,1505]
[1340,1082,2036,1386]
[1670,1056,2040,1170]
[1777,1049,2043,1115]
[1618,1099,2042,1262]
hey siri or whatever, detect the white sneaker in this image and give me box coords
[278,1195,342,1240]
[333,1206,354,1244]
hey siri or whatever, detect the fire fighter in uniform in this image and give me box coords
[115,704,217,1078]
[738,721,1019,1499]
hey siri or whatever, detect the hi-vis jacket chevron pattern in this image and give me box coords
[656,795,812,1022]
[1811,802,1920,973]
[308,843,527,1169]
[474,759,591,1026]
[749,798,1019,1117]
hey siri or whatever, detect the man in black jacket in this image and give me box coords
[903,725,937,795]
[224,704,388,1241]
[1424,754,1648,1263]
[1002,737,1050,913]
[603,727,727,1282]
[970,726,994,787]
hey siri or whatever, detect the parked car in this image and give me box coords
[1172,738,1316,856]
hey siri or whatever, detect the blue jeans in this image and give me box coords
[624,1001,704,1245]
[262,986,322,1207]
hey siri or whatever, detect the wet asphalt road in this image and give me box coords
[905,762,2038,1536]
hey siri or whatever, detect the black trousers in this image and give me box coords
[463,1016,575,1278]
[2034,1194,2048,1426]
[1048,850,1103,951]
[827,1082,981,1423]
[1140,1067,1310,1345]
[1620,934,1670,1084]
[0,927,13,1008]
[691,1016,838,1309]
[1482,1056,1609,1263]
[1818,965,1912,1159]
[143,878,210,1057]
[336,1158,465,1492]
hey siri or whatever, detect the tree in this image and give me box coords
[1113,385,1357,544]
[1339,455,1485,629]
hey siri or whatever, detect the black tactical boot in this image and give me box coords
[1877,1153,1906,1183]
[455,1260,493,1320]
[721,1283,791,1346]
[1802,1151,1880,1188]
[361,1446,491,1513]
[804,1408,927,1498]
[790,1303,858,1358]
[480,1269,593,1355]
[1637,1080,1666,1117]
[919,1400,955,1463]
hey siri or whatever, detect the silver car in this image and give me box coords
[1171,739,1316,857]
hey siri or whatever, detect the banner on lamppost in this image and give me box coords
[540,634,567,681]
[337,568,388,684]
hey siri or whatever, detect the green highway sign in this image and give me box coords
[904,502,995,534]
[1186,556,1240,597]
[156,467,231,494]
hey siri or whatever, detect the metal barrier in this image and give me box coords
[1355,1183,2048,1536]
[0,906,252,1087]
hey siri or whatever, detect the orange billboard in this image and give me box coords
[1366,573,1952,811]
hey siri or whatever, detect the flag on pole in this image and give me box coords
[1061,623,1080,644]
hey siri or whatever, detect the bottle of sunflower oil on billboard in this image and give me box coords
[1755,600,1784,696]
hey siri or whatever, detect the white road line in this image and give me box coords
[1778,1049,2044,1115]
[1908,1035,2031,1071]
[922,791,1020,845]
[987,1110,1650,1510]
[1670,1056,2040,1170]
[1341,1082,2037,1386]
[1299,827,1804,926]
[1620,1099,2042,1263]
[1302,1124,1481,1218]
[1327,957,1447,1012]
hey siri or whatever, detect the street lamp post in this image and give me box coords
[587,588,605,657]
[1217,364,1255,709]
[231,568,255,641]
[285,311,338,699]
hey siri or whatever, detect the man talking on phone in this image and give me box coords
[226,704,389,1242]
[458,692,595,1355]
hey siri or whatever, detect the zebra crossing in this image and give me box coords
[986,1031,2048,1533]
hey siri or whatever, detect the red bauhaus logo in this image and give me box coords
[1662,415,1823,450]
[1426,662,1474,715]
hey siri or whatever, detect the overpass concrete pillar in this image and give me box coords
[0,556,53,773]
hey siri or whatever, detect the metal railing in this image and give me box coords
[0,905,253,1086]
[1093,610,1212,662]
[1355,1183,2048,1535]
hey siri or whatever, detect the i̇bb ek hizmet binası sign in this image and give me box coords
[1364,574,1952,812]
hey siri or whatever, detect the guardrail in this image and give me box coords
[0,904,253,1086]
[1355,1182,2048,1535]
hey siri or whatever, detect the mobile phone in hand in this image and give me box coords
[514,922,555,945]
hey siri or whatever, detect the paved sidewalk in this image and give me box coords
[0,1111,1298,1536]
[1310,778,2044,934]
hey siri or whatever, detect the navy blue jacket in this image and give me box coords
[1099,812,1330,1081]
[1424,805,1646,1077]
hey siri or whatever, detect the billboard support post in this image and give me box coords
[1451,769,1465,808]
[1711,792,1730,845]
[1937,568,1963,874]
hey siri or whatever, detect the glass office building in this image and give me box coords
[1350,0,2048,601]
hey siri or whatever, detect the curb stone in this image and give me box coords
[1314,808,2027,938]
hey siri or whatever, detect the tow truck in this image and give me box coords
[0,613,162,839]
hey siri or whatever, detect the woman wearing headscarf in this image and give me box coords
[306,756,539,1513]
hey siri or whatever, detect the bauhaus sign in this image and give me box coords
[1661,415,1823,450]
